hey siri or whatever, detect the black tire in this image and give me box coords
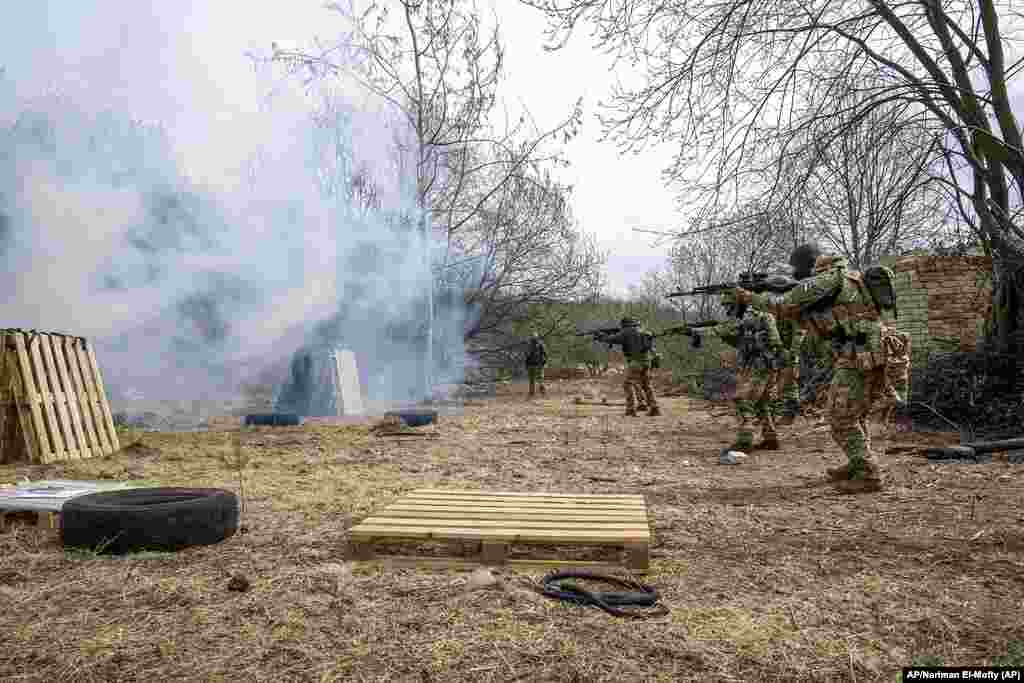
[244,413,302,426]
[61,488,239,554]
[386,409,437,427]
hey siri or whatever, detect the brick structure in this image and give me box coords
[879,254,993,359]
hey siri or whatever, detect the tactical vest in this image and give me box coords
[736,313,783,371]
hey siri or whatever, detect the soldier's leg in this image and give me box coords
[827,368,884,490]
[777,361,801,425]
[640,368,660,415]
[538,367,546,395]
[624,370,637,416]
[527,367,537,396]
[731,369,756,451]
[757,369,780,449]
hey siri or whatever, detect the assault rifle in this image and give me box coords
[575,321,719,348]
[666,272,797,298]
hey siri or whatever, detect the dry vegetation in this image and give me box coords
[2,375,1024,682]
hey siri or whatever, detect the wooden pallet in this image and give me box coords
[348,488,651,572]
[1,330,120,464]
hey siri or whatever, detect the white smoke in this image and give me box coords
[0,1,469,407]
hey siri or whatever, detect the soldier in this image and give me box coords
[524,332,548,398]
[700,300,784,453]
[775,319,807,425]
[723,243,904,493]
[598,317,662,416]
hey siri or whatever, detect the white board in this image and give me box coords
[335,349,364,416]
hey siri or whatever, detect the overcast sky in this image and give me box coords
[2,0,677,297]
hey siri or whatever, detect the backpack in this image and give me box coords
[863,265,898,318]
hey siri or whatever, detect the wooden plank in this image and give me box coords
[49,336,91,460]
[84,341,119,454]
[375,556,647,574]
[379,506,646,522]
[348,525,649,544]
[73,340,112,454]
[401,493,644,504]
[27,334,67,462]
[37,335,78,461]
[393,499,646,512]
[409,489,643,500]
[362,517,650,533]
[13,333,53,463]
[64,338,102,454]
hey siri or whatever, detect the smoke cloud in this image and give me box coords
[0,1,469,408]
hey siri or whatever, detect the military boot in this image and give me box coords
[647,406,662,417]
[757,435,780,451]
[826,463,850,482]
[835,461,887,494]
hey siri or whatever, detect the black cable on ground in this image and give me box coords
[538,570,670,619]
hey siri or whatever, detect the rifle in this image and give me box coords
[575,325,622,339]
[666,272,797,298]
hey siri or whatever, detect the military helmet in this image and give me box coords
[789,243,823,280]
[620,317,640,328]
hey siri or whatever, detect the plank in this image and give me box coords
[27,334,67,462]
[49,336,91,460]
[363,517,650,533]
[73,341,111,454]
[37,335,78,461]
[379,506,646,522]
[84,341,119,454]
[13,333,52,463]
[61,337,101,455]
[394,499,645,512]
[348,524,649,544]
[374,556,647,574]
[410,489,643,500]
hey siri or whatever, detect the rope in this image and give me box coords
[537,570,669,619]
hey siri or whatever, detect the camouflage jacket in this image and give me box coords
[602,326,655,367]
[776,318,807,367]
[753,255,885,370]
[706,308,784,371]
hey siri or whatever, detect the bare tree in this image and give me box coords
[522,0,1024,350]
[272,0,584,394]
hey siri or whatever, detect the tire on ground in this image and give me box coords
[61,488,239,554]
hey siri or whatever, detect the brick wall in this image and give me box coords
[879,254,993,359]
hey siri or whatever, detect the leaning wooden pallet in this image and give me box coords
[348,488,652,572]
[0,329,120,464]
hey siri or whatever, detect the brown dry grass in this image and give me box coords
[2,376,1024,682]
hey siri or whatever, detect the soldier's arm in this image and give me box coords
[748,269,843,320]
[757,311,784,348]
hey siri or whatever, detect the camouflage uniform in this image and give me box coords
[705,307,784,451]
[775,319,807,425]
[601,320,661,416]
[525,335,547,397]
[736,255,903,492]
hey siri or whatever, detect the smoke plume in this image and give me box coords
[0,1,468,410]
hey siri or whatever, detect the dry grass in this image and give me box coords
[2,377,1024,682]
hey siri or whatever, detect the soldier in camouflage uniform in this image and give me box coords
[724,244,904,493]
[598,317,661,417]
[701,302,784,452]
[775,319,807,425]
[524,332,548,398]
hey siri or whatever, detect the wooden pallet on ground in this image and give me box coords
[1,330,120,464]
[348,488,651,572]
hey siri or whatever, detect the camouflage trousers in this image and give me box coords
[624,366,658,412]
[826,365,892,477]
[733,367,779,450]
[527,366,546,396]
[772,351,801,418]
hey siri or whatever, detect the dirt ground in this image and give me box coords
[2,374,1023,683]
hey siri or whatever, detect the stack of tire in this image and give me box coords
[61,488,239,554]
